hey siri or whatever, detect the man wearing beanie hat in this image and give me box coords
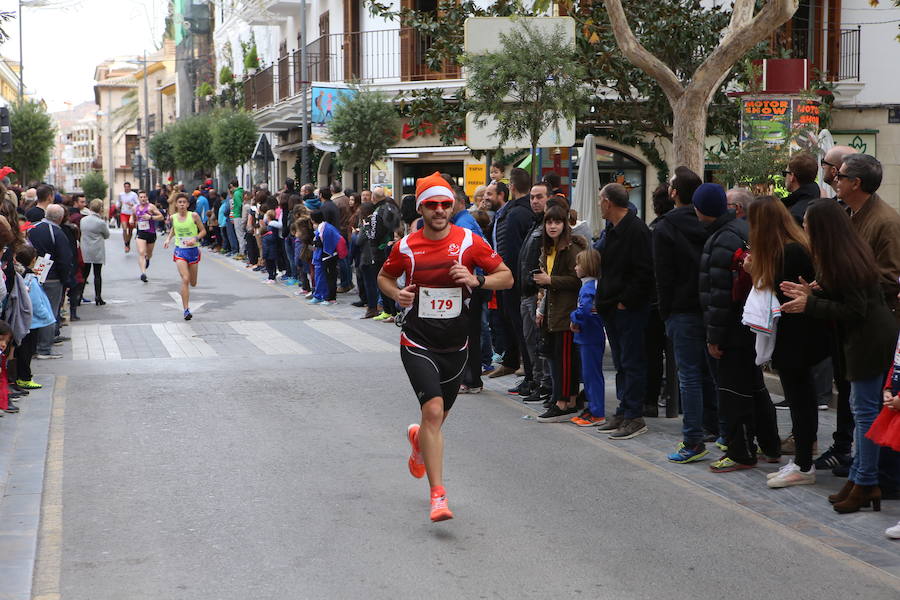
[696,183,779,472]
[692,182,728,220]
[653,168,715,464]
[378,171,513,522]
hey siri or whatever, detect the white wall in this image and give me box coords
[843,0,900,104]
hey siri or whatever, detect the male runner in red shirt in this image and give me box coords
[379,172,513,522]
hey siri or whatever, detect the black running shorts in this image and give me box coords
[400,346,468,411]
[137,231,157,243]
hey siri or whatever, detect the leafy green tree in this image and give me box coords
[80,171,107,201]
[712,139,787,193]
[148,126,177,179]
[367,0,780,180]
[328,87,399,187]
[211,110,257,175]
[6,100,55,184]
[170,114,215,174]
[464,18,589,180]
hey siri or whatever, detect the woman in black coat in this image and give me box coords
[782,200,898,513]
[747,196,829,487]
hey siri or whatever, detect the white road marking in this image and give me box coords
[228,321,311,355]
[70,323,121,361]
[166,291,207,312]
[305,319,398,354]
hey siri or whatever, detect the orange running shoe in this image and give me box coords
[430,490,454,522]
[407,424,425,479]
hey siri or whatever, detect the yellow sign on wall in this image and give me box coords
[465,164,487,201]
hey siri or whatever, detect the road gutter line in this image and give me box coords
[32,375,66,600]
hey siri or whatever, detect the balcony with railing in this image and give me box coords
[775,26,861,81]
[243,28,461,112]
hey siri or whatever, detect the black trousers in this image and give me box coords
[324,257,338,301]
[779,366,819,472]
[831,349,854,454]
[246,234,259,265]
[712,343,781,464]
[265,258,277,280]
[85,263,103,300]
[548,329,580,402]
[17,331,36,382]
[645,308,678,414]
[463,289,486,388]
[499,288,531,378]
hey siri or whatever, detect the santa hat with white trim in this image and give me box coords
[415,172,455,209]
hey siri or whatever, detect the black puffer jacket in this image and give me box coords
[492,194,534,282]
[518,216,544,297]
[652,205,709,319]
[782,182,820,227]
[698,212,750,348]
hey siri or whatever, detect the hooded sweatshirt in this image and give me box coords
[652,204,710,320]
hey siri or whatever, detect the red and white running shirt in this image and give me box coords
[381,224,503,353]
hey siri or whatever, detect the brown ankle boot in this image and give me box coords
[828,480,855,504]
[833,484,881,514]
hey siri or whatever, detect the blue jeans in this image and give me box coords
[225,218,238,253]
[849,375,884,486]
[339,255,352,288]
[605,307,649,420]
[666,312,716,446]
[480,300,493,366]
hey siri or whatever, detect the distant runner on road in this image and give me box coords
[119,182,139,253]
[164,193,206,321]
[131,190,164,283]
[378,172,513,522]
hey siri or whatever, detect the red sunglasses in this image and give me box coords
[421,200,453,211]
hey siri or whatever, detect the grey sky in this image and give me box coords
[2,0,166,111]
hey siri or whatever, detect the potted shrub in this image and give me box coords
[244,46,259,74]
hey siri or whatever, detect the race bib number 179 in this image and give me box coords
[418,287,462,319]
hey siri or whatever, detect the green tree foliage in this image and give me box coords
[395,88,466,147]
[463,18,589,179]
[328,87,399,184]
[211,110,257,174]
[367,0,774,180]
[712,139,787,192]
[170,114,215,174]
[0,10,13,44]
[7,100,55,184]
[80,171,107,201]
[148,126,177,177]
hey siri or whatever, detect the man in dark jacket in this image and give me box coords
[27,204,74,357]
[782,151,820,226]
[368,187,401,317]
[696,183,780,472]
[487,168,534,381]
[516,182,554,401]
[594,183,653,440]
[319,186,340,229]
[653,167,716,462]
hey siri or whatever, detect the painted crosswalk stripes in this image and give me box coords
[305,319,398,354]
[228,321,311,355]
[151,322,217,358]
[71,323,121,361]
[67,318,397,361]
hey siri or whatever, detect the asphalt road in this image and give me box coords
[27,234,900,599]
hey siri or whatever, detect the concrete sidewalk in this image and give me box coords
[0,376,54,600]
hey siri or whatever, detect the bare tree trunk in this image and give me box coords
[671,94,709,175]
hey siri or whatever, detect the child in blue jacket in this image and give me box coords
[261,210,282,283]
[15,245,56,389]
[569,248,606,426]
[309,209,340,305]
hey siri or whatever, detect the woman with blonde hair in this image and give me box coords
[79,199,110,305]
[747,196,830,488]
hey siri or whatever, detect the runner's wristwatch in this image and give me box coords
[475,274,486,289]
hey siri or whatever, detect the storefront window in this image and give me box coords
[400,162,464,195]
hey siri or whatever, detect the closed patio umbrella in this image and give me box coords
[571,134,601,237]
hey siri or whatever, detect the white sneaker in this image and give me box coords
[885,521,900,539]
[766,460,798,480]
[767,461,815,488]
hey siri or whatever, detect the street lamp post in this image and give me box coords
[18,0,23,102]
[142,50,150,192]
